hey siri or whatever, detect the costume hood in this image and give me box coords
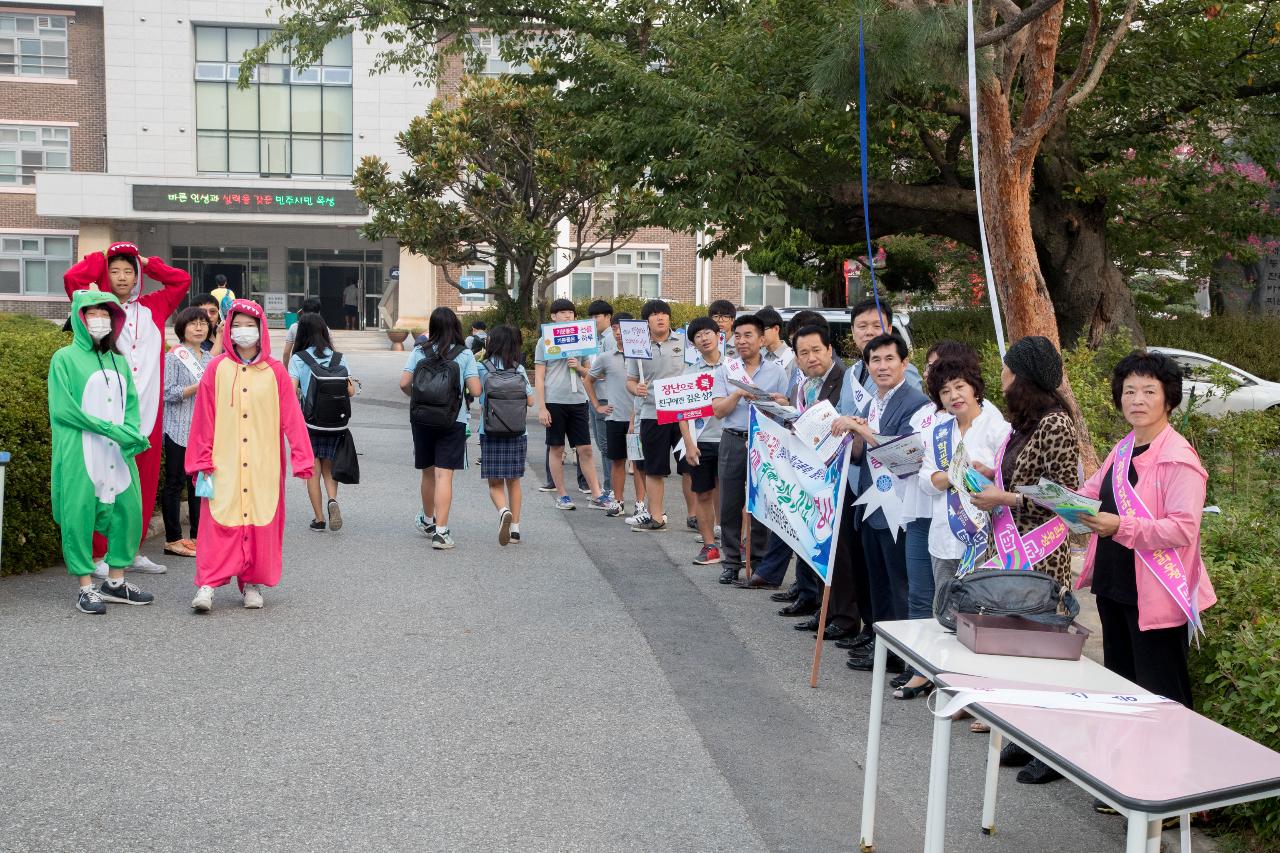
[221,299,273,364]
[100,241,144,302]
[69,288,126,351]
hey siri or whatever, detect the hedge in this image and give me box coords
[0,313,69,575]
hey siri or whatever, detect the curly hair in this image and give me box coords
[926,358,985,408]
[1111,350,1183,412]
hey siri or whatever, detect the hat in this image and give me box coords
[1004,335,1063,392]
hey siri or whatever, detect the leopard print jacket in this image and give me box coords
[987,411,1080,587]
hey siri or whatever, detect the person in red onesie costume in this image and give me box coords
[64,241,191,575]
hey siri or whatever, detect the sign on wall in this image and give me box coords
[132,185,367,215]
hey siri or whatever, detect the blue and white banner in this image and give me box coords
[747,407,853,585]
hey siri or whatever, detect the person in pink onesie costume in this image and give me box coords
[64,241,191,574]
[184,299,314,612]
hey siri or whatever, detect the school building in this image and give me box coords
[8,4,820,329]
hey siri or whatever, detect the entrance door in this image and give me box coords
[315,266,361,329]
[202,263,246,296]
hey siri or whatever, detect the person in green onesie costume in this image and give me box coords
[49,289,157,614]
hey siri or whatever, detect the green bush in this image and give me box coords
[1143,314,1280,382]
[0,313,70,575]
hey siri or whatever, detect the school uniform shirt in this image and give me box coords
[287,346,339,400]
[403,345,481,426]
[685,355,725,444]
[534,337,589,405]
[916,402,1011,559]
[475,359,534,436]
[764,341,795,376]
[625,330,688,421]
[589,344,635,424]
[711,357,791,432]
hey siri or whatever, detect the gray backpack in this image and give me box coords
[482,367,528,438]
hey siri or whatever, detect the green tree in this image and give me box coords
[351,77,651,324]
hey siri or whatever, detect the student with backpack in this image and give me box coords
[476,325,535,545]
[401,306,482,550]
[288,313,356,532]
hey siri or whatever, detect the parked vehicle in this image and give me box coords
[1150,347,1280,415]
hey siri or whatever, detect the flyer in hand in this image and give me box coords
[790,400,845,465]
[865,432,925,477]
[947,441,989,529]
[1015,479,1102,534]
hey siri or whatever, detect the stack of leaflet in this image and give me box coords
[1015,479,1102,534]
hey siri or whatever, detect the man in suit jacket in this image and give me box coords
[739,324,847,594]
[832,333,931,670]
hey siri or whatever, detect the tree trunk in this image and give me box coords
[1032,125,1142,348]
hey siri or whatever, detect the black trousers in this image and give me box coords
[824,495,866,632]
[162,435,200,542]
[1096,595,1194,708]
[861,523,909,626]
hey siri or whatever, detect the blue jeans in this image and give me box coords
[904,518,934,620]
[753,529,793,586]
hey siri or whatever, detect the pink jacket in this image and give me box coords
[1077,425,1217,631]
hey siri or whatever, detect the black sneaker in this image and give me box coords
[76,587,106,615]
[96,580,154,606]
[509,531,521,544]
[537,482,557,493]
[632,516,668,532]
[685,515,698,531]
[718,567,740,584]
[310,519,326,532]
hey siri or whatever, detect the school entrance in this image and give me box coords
[287,248,384,330]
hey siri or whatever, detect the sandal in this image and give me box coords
[163,541,196,558]
[893,680,935,700]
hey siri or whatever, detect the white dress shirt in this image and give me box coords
[916,402,1012,559]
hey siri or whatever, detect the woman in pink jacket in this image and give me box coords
[1077,350,1217,712]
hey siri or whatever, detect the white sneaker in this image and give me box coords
[242,584,264,609]
[92,560,109,580]
[191,585,214,612]
[714,524,722,540]
[625,502,651,526]
[127,554,167,574]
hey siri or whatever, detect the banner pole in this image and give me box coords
[810,584,833,688]
[966,0,1008,357]
[742,508,752,580]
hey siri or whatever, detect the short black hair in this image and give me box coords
[863,332,909,362]
[214,274,228,284]
[687,316,719,342]
[587,299,614,317]
[549,298,576,314]
[1111,350,1183,412]
[732,314,765,334]
[850,296,893,326]
[787,310,828,347]
[471,319,487,330]
[927,358,986,407]
[755,306,783,331]
[641,299,672,320]
[792,324,831,349]
[192,293,218,308]
[300,297,322,315]
[926,339,978,367]
[612,311,634,324]
[707,299,737,318]
[173,306,209,343]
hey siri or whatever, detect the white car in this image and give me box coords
[1149,347,1280,415]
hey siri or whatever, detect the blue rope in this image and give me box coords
[858,17,887,334]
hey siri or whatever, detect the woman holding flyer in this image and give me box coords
[1076,351,1215,711]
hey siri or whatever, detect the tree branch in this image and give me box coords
[1012,0,1102,160]
[1067,0,1140,109]
[974,0,1064,49]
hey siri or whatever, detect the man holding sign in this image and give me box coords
[625,300,689,532]
[535,298,609,511]
[675,317,726,565]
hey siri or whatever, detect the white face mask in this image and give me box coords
[85,316,112,341]
[230,326,260,348]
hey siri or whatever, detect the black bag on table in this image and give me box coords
[934,568,1079,632]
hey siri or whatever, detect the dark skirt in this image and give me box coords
[480,433,528,480]
[308,428,343,460]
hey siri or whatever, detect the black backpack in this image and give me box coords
[296,350,351,431]
[482,366,529,438]
[410,343,466,428]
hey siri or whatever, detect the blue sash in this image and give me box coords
[933,418,985,575]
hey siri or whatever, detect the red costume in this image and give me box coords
[64,242,191,556]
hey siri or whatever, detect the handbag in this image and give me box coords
[934,568,1079,632]
[332,430,360,485]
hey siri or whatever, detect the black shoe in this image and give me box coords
[794,614,820,632]
[849,648,903,673]
[823,623,857,641]
[509,531,521,544]
[770,585,800,603]
[1000,742,1034,767]
[893,680,935,700]
[734,575,781,590]
[836,633,874,651]
[538,482,557,493]
[76,587,106,615]
[1092,798,1119,816]
[778,599,818,617]
[686,515,699,531]
[96,580,154,606]
[310,519,326,532]
[1016,758,1062,785]
[718,567,740,585]
[890,671,913,689]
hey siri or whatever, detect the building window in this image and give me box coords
[743,271,810,308]
[0,125,71,186]
[469,33,533,76]
[570,250,662,300]
[194,26,353,178]
[0,14,69,78]
[0,234,73,294]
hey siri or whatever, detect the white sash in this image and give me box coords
[171,344,206,382]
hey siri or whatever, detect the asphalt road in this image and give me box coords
[0,350,1163,852]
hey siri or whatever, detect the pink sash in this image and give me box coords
[1111,432,1202,633]
[980,435,1069,571]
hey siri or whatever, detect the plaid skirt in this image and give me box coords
[479,433,528,480]
[308,428,343,460]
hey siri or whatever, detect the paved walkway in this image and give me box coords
[0,351,1180,851]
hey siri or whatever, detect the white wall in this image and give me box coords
[101,1,434,178]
